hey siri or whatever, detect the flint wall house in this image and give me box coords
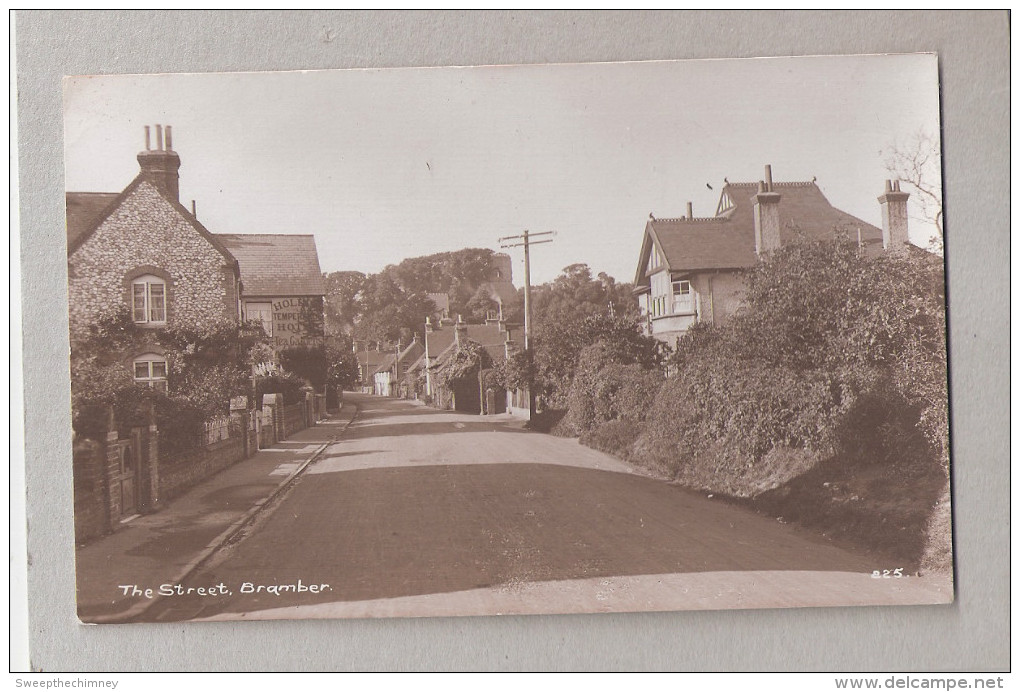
[66,126,326,542]
[633,165,910,345]
[66,125,325,388]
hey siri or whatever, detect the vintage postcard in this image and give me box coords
[63,54,951,624]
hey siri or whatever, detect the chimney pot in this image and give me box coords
[885,179,893,193]
[191,200,197,216]
[144,126,151,151]
[764,165,773,191]
[686,201,693,219]
[155,125,164,151]
[165,125,173,151]
[758,180,766,194]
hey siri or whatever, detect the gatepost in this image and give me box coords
[301,385,315,428]
[146,401,161,512]
[262,393,278,445]
[231,395,249,457]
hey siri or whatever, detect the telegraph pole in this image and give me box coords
[499,230,554,415]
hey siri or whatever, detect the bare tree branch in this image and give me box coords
[881,129,944,252]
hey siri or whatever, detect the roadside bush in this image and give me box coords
[579,419,644,460]
[563,340,664,436]
[631,355,845,492]
[256,371,307,407]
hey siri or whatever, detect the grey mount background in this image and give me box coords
[15,10,1009,671]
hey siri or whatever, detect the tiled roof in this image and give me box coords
[66,176,238,267]
[426,323,507,365]
[649,217,758,273]
[65,192,118,248]
[374,340,425,376]
[720,182,883,246]
[216,234,325,297]
[356,350,390,369]
[640,180,885,281]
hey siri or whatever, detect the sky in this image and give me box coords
[63,54,941,285]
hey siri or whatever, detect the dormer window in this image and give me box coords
[132,275,166,324]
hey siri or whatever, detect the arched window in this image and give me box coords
[133,352,168,392]
[131,274,167,324]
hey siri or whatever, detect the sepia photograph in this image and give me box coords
[62,54,952,625]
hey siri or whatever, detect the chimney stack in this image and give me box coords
[878,179,910,252]
[137,124,181,201]
[754,165,782,255]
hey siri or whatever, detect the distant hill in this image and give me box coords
[324,247,520,346]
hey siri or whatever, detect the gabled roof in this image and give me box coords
[216,234,325,297]
[635,178,885,285]
[66,175,238,269]
[356,349,390,382]
[373,340,426,377]
[428,323,508,367]
[65,192,118,248]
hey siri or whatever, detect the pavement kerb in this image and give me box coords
[92,403,360,624]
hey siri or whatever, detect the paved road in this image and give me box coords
[146,393,951,621]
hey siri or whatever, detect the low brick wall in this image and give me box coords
[158,435,247,502]
[281,401,308,439]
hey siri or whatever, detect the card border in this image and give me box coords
[14,10,1009,671]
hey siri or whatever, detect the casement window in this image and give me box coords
[132,275,167,324]
[671,279,694,314]
[244,302,274,337]
[133,353,168,392]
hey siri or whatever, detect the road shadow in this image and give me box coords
[150,462,888,621]
[342,420,531,440]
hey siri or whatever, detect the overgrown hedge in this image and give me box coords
[561,240,950,568]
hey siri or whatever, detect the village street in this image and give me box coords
[140,392,950,622]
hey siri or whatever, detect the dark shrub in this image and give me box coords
[256,372,307,407]
[580,419,644,459]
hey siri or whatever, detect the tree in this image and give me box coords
[464,286,500,323]
[881,129,944,252]
[352,274,435,345]
[524,264,651,407]
[323,270,366,336]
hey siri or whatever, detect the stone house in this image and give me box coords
[633,165,909,345]
[66,125,325,539]
[66,124,326,390]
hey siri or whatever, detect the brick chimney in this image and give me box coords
[754,165,782,255]
[878,179,910,252]
[137,124,181,201]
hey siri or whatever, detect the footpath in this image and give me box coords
[74,402,358,623]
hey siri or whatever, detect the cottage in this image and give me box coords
[66,125,327,384]
[372,337,425,398]
[633,166,909,345]
[422,315,519,414]
[66,125,327,538]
